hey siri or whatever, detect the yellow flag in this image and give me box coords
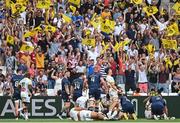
[24,31,36,38]
[45,25,56,33]
[172,2,180,15]
[102,41,105,47]
[105,19,116,30]
[85,29,92,36]
[36,0,51,9]
[6,35,14,45]
[167,23,179,36]
[122,39,131,46]
[16,0,28,6]
[133,0,142,4]
[143,6,158,16]
[164,57,173,68]
[101,43,109,54]
[162,39,177,50]
[70,5,76,13]
[146,44,155,54]
[62,14,72,23]
[11,2,26,14]
[20,44,34,52]
[90,20,101,29]
[5,0,12,8]
[101,21,112,34]
[82,38,96,47]
[113,42,120,52]
[68,0,80,6]
[33,26,42,32]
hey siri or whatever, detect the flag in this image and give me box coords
[36,0,51,9]
[105,19,116,30]
[113,42,120,52]
[70,5,76,13]
[16,0,28,6]
[68,0,80,6]
[33,26,42,32]
[164,57,173,68]
[143,6,158,16]
[82,38,96,47]
[167,23,179,36]
[146,44,155,54]
[6,35,14,45]
[23,31,36,38]
[161,39,177,50]
[101,21,112,34]
[45,25,56,33]
[62,14,72,23]
[172,2,180,15]
[11,2,26,14]
[5,0,12,8]
[101,43,109,54]
[132,0,142,4]
[85,29,92,36]
[20,44,34,52]
[90,20,101,29]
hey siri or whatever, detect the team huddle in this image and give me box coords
[11,68,173,121]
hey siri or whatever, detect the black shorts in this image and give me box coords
[89,89,101,100]
[13,93,21,101]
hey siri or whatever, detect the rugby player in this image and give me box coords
[19,73,32,120]
[11,68,24,120]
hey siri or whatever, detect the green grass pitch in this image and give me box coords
[0,119,180,123]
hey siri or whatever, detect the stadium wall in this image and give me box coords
[0,96,179,119]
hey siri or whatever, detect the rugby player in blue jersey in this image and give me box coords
[11,68,24,120]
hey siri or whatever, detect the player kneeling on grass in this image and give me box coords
[119,95,137,120]
[19,73,32,120]
[149,95,168,120]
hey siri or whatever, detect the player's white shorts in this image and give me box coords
[21,92,30,103]
[70,108,79,121]
[145,110,152,119]
[79,110,93,121]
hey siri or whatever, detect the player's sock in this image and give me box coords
[24,112,28,120]
[153,115,159,120]
[162,113,168,120]
[110,110,118,119]
[107,110,112,118]
[123,113,128,120]
[132,113,137,120]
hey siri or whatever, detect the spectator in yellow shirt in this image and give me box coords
[36,51,45,69]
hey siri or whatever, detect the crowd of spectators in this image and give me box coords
[0,0,180,97]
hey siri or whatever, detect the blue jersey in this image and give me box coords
[88,72,101,90]
[72,77,83,95]
[150,96,166,106]
[120,96,134,113]
[62,77,70,94]
[12,74,24,95]
[120,96,131,106]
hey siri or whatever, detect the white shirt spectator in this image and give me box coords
[127,49,138,57]
[114,23,126,36]
[138,69,148,83]
[76,65,86,73]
